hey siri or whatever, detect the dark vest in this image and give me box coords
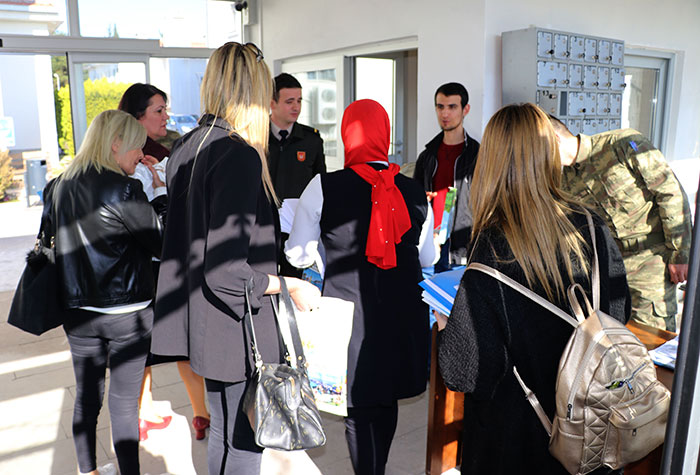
[320,166,429,407]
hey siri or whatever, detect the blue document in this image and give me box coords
[419,266,466,315]
[649,336,678,370]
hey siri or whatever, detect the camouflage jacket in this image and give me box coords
[561,129,692,264]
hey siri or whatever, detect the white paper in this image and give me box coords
[279,199,299,234]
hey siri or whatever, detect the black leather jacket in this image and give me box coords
[50,167,165,309]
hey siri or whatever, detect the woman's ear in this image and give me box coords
[111,138,121,155]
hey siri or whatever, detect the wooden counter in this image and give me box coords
[426,321,675,474]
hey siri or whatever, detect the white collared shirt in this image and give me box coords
[270,121,294,142]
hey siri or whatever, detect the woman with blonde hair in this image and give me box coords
[52,109,165,475]
[152,42,320,474]
[437,103,629,474]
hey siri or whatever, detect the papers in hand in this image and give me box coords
[418,266,465,316]
[649,336,678,370]
[279,199,299,234]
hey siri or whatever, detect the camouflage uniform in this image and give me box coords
[561,129,692,331]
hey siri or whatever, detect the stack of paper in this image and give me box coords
[279,199,299,234]
[418,266,465,315]
[649,336,678,370]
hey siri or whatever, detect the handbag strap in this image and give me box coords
[243,279,264,371]
[242,277,309,372]
[273,277,309,370]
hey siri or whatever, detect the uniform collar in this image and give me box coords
[270,120,294,141]
[574,134,592,165]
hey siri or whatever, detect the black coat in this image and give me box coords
[438,211,630,474]
[52,168,165,308]
[320,166,429,407]
[153,115,281,383]
[268,122,325,200]
[413,130,480,265]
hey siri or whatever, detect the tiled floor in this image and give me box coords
[0,289,431,475]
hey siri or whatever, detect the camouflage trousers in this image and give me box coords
[622,243,677,332]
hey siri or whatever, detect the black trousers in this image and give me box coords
[344,402,399,475]
[64,307,152,475]
[205,378,263,475]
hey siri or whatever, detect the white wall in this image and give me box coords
[261,0,700,162]
[261,0,486,159]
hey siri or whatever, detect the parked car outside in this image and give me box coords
[166,114,199,135]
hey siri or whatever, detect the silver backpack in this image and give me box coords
[468,212,670,474]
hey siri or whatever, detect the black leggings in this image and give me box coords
[344,402,399,475]
[64,307,152,475]
[205,378,263,475]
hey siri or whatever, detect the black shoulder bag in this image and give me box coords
[8,180,66,335]
[242,277,326,450]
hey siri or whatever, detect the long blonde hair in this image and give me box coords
[62,110,146,180]
[470,103,588,300]
[200,42,278,204]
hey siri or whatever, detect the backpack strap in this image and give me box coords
[583,210,600,310]
[467,263,580,327]
[513,367,552,436]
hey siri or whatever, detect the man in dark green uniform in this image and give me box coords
[549,116,692,331]
[269,73,326,277]
[268,73,326,200]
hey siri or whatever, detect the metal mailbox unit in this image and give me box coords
[502,27,626,136]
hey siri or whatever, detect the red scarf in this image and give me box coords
[341,99,411,269]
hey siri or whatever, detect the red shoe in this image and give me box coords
[192,416,210,440]
[139,415,172,441]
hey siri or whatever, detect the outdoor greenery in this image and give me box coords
[0,149,15,200]
[55,78,131,156]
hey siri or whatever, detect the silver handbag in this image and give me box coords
[242,277,326,451]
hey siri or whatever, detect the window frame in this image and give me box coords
[624,47,677,158]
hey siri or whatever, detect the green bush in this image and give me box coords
[0,149,14,200]
[55,78,131,156]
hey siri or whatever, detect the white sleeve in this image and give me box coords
[285,174,323,269]
[130,163,155,201]
[418,204,438,267]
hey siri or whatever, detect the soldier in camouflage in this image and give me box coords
[549,116,692,332]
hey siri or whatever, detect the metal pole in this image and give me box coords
[661,175,700,474]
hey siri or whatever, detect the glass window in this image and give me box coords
[150,57,206,141]
[622,54,669,151]
[0,0,68,36]
[77,0,241,47]
[68,58,147,151]
[355,57,397,156]
[295,69,340,165]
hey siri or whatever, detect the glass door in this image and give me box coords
[67,53,148,150]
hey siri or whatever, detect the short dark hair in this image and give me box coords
[273,73,302,101]
[547,113,573,137]
[435,82,469,108]
[118,83,168,120]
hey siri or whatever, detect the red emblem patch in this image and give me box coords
[297,151,306,162]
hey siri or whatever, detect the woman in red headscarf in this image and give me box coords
[285,99,436,475]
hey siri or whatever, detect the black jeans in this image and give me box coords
[64,307,152,475]
[344,402,399,475]
[205,378,263,475]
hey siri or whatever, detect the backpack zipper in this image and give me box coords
[565,327,633,420]
[605,361,649,395]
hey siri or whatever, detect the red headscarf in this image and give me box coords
[341,99,411,270]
